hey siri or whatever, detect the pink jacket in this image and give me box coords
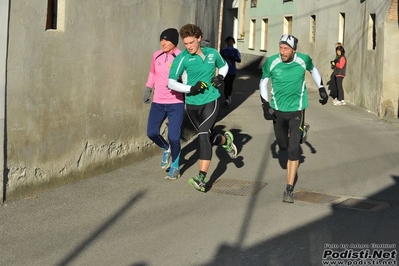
[145,48,184,104]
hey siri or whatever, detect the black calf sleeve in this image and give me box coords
[199,132,213,160]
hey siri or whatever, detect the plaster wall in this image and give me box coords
[295,0,392,115]
[5,0,220,198]
[234,0,397,117]
[381,18,399,118]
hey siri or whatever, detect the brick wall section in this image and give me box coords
[387,0,398,21]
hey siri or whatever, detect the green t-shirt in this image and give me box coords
[261,52,314,112]
[169,46,226,105]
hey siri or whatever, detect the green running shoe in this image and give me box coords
[300,123,310,144]
[188,174,207,192]
[222,131,237,158]
[283,190,294,203]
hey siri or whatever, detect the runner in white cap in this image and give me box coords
[259,34,328,203]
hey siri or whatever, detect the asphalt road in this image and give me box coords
[1,70,398,266]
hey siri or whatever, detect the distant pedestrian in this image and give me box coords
[329,42,342,70]
[143,28,184,180]
[330,45,347,106]
[259,34,328,203]
[168,23,238,192]
[220,36,241,106]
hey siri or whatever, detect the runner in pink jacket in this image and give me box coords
[142,28,184,180]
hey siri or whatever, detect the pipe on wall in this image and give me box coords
[0,0,10,202]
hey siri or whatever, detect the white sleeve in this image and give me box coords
[218,63,229,78]
[310,66,324,89]
[259,77,270,102]
[168,78,191,93]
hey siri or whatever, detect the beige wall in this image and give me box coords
[296,0,395,117]
[382,5,399,118]
[5,0,221,198]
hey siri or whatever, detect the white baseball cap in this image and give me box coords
[279,34,298,50]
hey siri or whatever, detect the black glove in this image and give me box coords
[318,87,328,105]
[142,87,152,104]
[260,96,275,120]
[211,75,224,88]
[190,81,208,95]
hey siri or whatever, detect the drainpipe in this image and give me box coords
[217,0,224,51]
[0,0,10,202]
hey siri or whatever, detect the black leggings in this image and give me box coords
[224,74,236,98]
[332,76,345,101]
[186,99,220,160]
[273,110,305,161]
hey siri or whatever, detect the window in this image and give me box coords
[284,16,293,35]
[368,13,376,50]
[249,19,256,49]
[261,18,269,51]
[46,0,57,30]
[239,0,247,39]
[251,0,257,8]
[338,13,345,45]
[309,15,316,43]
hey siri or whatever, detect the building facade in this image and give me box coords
[223,0,399,118]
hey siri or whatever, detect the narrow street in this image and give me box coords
[1,70,398,266]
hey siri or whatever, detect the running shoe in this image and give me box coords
[165,166,180,180]
[340,100,346,105]
[188,174,207,192]
[300,123,310,144]
[161,147,171,169]
[283,190,294,203]
[332,99,342,106]
[222,131,237,158]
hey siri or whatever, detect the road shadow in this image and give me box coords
[179,125,252,184]
[57,191,147,266]
[197,175,399,266]
[204,127,251,191]
[327,71,336,99]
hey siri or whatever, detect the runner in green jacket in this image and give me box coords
[259,34,328,203]
[168,24,238,192]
